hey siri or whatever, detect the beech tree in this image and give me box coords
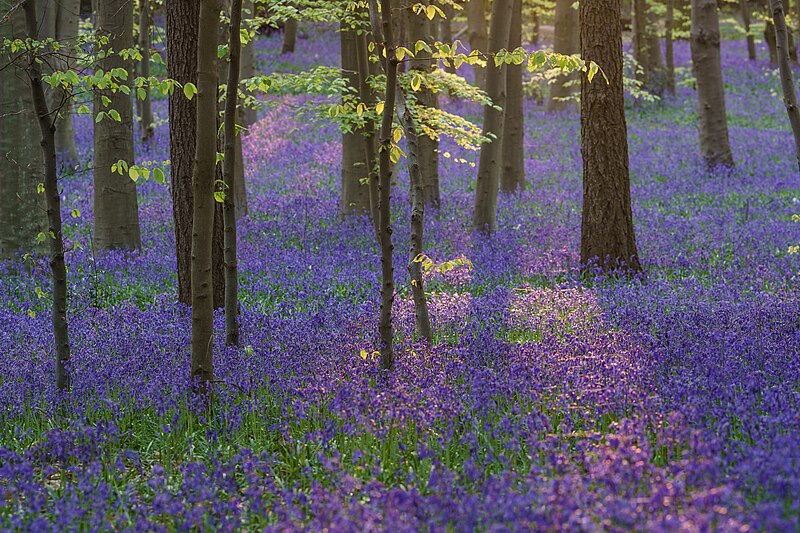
[633,0,665,95]
[94,0,141,251]
[473,0,513,232]
[282,17,298,53]
[138,0,155,142]
[580,0,641,272]
[741,0,756,60]
[548,0,578,111]
[770,0,800,171]
[690,0,734,168]
[465,0,487,90]
[500,0,524,192]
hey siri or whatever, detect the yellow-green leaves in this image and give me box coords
[183,82,197,100]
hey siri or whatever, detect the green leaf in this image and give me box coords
[214,191,225,203]
[153,167,165,184]
[108,109,121,122]
[183,82,197,100]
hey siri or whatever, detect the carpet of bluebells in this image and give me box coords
[1,25,800,531]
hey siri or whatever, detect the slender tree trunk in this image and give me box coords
[473,0,513,233]
[501,0,524,192]
[139,0,154,143]
[23,0,71,391]
[580,0,641,273]
[0,0,46,261]
[282,17,297,53]
[407,2,440,210]
[532,9,540,45]
[770,0,800,171]
[355,30,381,241]
[690,0,735,167]
[370,0,398,371]
[666,0,676,93]
[549,0,579,110]
[633,0,665,95]
[438,1,456,74]
[766,20,778,64]
[167,0,226,308]
[741,0,757,60]
[54,0,80,162]
[191,0,220,399]
[466,0,488,90]
[240,0,257,128]
[398,89,433,344]
[94,0,141,251]
[340,24,372,218]
[223,0,242,346]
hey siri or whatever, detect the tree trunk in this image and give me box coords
[466,0,488,90]
[549,0,579,110]
[223,0,242,346]
[532,8,540,45]
[23,0,71,391]
[500,0,524,193]
[770,0,800,171]
[139,0,154,143]
[741,0,757,60]
[766,20,778,64]
[633,0,665,95]
[371,0,398,371]
[472,0,513,233]
[666,0,676,93]
[94,0,141,251]
[580,0,641,273]
[55,0,80,162]
[407,2,440,210]
[438,1,456,74]
[340,24,372,218]
[282,17,297,53]
[398,89,433,345]
[240,0,258,128]
[690,0,735,167]
[191,0,220,400]
[0,0,46,261]
[355,30,381,240]
[167,0,226,308]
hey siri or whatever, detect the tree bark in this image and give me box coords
[549,0,579,110]
[355,30,381,240]
[223,0,242,346]
[472,0,513,233]
[500,0,524,193]
[23,0,71,391]
[466,0,488,90]
[633,0,665,95]
[398,89,433,345]
[240,0,257,128]
[191,0,220,399]
[139,0,154,143]
[94,0,141,251]
[55,0,80,162]
[770,0,800,171]
[371,0,398,371]
[340,24,372,219]
[741,0,757,60]
[0,0,46,261]
[690,0,735,168]
[167,0,226,308]
[282,17,297,53]
[666,0,676,93]
[765,20,778,64]
[407,2,440,210]
[580,0,641,273]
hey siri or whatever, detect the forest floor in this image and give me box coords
[1,27,800,530]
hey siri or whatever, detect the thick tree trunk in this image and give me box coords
[398,89,433,344]
[580,0,641,273]
[340,25,372,218]
[223,0,242,346]
[55,0,80,162]
[139,0,154,143]
[191,0,220,399]
[466,0,488,89]
[549,0,579,110]
[355,30,381,240]
[282,18,297,53]
[94,0,141,251]
[690,0,735,167]
[371,0,398,371]
[472,0,513,233]
[407,3,440,210]
[167,0,226,307]
[633,0,665,95]
[741,0,757,60]
[23,0,71,391]
[500,0,524,193]
[0,0,46,261]
[666,0,676,93]
[770,0,800,171]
